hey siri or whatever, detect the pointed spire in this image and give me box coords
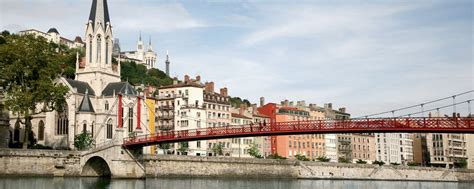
[78,89,95,112]
[88,0,110,28]
[147,36,153,52]
[139,31,142,41]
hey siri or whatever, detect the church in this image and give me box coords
[121,33,158,70]
[7,0,151,150]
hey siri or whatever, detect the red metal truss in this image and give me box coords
[123,117,474,148]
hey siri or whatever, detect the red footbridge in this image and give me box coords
[123,117,474,148]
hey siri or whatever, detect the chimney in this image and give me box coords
[220,87,228,97]
[324,103,333,110]
[251,104,257,114]
[259,97,265,107]
[339,107,346,113]
[284,100,289,106]
[184,75,190,83]
[239,104,246,115]
[205,82,215,93]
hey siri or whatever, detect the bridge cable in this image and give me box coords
[357,90,473,118]
[397,99,473,117]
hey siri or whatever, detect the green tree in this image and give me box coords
[316,156,331,162]
[295,154,310,161]
[267,153,287,160]
[158,143,171,154]
[177,142,189,155]
[373,160,385,166]
[212,143,224,156]
[0,34,69,149]
[74,132,95,150]
[247,142,262,158]
[455,159,468,168]
[356,159,367,164]
[338,157,351,163]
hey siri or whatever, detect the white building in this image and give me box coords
[156,76,207,156]
[325,134,337,162]
[375,133,414,164]
[19,28,85,49]
[122,34,157,70]
[8,0,151,151]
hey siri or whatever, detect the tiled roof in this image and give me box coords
[159,82,203,89]
[231,113,252,119]
[65,79,96,96]
[101,82,137,96]
[78,90,94,113]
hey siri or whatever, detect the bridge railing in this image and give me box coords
[123,117,473,146]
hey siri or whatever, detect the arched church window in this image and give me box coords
[106,119,113,139]
[89,35,93,63]
[105,37,109,64]
[38,120,45,141]
[14,119,20,142]
[97,35,102,63]
[82,121,87,133]
[128,107,133,133]
[105,101,109,111]
[91,122,94,137]
[56,104,69,135]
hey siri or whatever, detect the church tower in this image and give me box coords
[76,0,120,95]
[136,32,144,61]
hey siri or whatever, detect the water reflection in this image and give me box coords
[0,177,472,189]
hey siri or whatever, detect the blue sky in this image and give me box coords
[1,0,473,117]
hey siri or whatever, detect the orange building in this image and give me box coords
[258,103,325,159]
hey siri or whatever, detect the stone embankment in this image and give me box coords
[144,155,474,182]
[0,149,473,182]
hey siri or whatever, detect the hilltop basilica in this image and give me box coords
[7,0,150,150]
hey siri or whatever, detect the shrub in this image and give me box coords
[338,157,351,163]
[74,132,95,150]
[316,156,331,162]
[295,154,310,161]
[267,153,287,160]
[373,160,385,166]
[356,159,367,164]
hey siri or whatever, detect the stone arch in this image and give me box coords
[38,120,45,141]
[82,156,112,177]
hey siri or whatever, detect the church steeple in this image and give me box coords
[147,36,153,52]
[77,0,120,96]
[88,0,111,29]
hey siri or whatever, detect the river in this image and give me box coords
[0,177,472,189]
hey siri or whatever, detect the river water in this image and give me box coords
[0,177,472,189]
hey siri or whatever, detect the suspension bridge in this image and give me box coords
[122,91,474,148]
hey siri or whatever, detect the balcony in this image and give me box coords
[159,105,174,110]
[159,114,175,120]
[158,125,174,130]
[158,93,188,100]
[180,104,205,110]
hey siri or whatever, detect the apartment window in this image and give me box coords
[197,141,201,148]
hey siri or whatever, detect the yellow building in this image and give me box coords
[145,97,156,154]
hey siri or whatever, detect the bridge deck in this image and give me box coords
[123,117,474,148]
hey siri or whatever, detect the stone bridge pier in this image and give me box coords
[80,144,145,178]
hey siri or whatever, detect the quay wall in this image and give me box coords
[144,155,474,182]
[0,149,473,182]
[0,149,81,177]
